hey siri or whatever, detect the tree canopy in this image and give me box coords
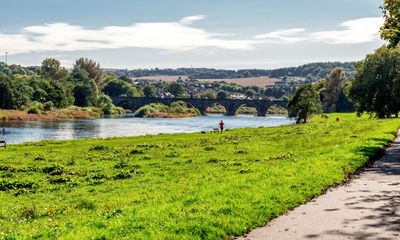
[349,46,400,118]
[380,0,400,47]
[288,84,322,123]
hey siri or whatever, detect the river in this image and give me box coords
[0,114,293,144]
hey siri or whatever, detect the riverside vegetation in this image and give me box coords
[0,113,398,239]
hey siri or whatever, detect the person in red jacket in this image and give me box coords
[219,120,225,133]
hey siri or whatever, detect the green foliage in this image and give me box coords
[198,91,216,99]
[102,79,140,98]
[245,89,257,98]
[170,101,200,115]
[74,58,103,84]
[167,82,185,97]
[96,94,114,114]
[38,58,68,81]
[43,101,54,111]
[267,105,288,115]
[0,114,398,239]
[133,103,170,117]
[143,85,157,97]
[288,84,322,123]
[349,46,400,118]
[26,101,44,114]
[322,68,348,112]
[133,101,200,117]
[73,83,97,107]
[217,91,228,100]
[380,0,400,47]
[0,74,33,109]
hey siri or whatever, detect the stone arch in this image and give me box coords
[235,104,257,115]
[205,103,227,114]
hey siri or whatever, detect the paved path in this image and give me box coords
[238,132,400,240]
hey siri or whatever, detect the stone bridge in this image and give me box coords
[113,96,288,116]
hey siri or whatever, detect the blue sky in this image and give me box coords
[0,0,385,69]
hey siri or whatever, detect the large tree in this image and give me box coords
[73,58,103,85]
[380,0,400,47]
[322,68,347,112]
[38,58,68,81]
[288,84,322,123]
[102,79,140,98]
[349,46,400,118]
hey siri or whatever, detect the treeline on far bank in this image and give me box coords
[0,58,142,117]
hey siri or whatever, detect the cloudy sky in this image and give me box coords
[0,0,385,69]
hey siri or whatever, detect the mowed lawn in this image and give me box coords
[0,114,399,239]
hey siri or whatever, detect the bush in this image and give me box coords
[43,101,54,111]
[27,101,44,114]
[133,102,200,117]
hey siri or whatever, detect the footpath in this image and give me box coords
[238,132,400,240]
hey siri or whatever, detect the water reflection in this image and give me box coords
[1,114,293,144]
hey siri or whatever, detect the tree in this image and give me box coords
[198,91,216,99]
[0,73,33,109]
[245,89,256,98]
[143,86,157,97]
[288,84,322,123]
[73,84,97,107]
[73,58,103,85]
[167,82,185,97]
[349,46,400,118]
[380,0,400,47]
[322,68,347,112]
[38,58,67,81]
[217,91,228,100]
[96,94,114,114]
[102,79,140,98]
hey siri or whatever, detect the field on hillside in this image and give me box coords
[0,114,398,239]
[199,76,279,87]
[133,75,278,87]
[134,75,189,82]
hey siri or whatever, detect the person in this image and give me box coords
[1,128,4,135]
[219,120,225,133]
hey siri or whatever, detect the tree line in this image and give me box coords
[288,0,400,122]
[107,62,356,81]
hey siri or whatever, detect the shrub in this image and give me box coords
[27,101,44,114]
[43,101,54,111]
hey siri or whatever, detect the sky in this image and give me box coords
[0,0,385,69]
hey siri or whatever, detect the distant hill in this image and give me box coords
[105,61,356,83]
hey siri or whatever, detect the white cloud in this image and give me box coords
[0,16,258,55]
[180,15,206,25]
[254,28,305,44]
[254,17,383,45]
[0,16,384,56]
[309,17,384,44]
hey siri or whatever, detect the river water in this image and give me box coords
[0,114,293,144]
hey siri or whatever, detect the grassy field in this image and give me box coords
[0,114,398,239]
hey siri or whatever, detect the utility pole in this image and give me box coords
[5,52,8,65]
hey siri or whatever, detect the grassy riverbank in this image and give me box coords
[0,107,102,121]
[0,114,398,239]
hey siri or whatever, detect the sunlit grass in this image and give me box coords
[0,113,398,239]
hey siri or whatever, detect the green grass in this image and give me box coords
[0,113,399,239]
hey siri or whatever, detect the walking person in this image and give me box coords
[219,120,225,133]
